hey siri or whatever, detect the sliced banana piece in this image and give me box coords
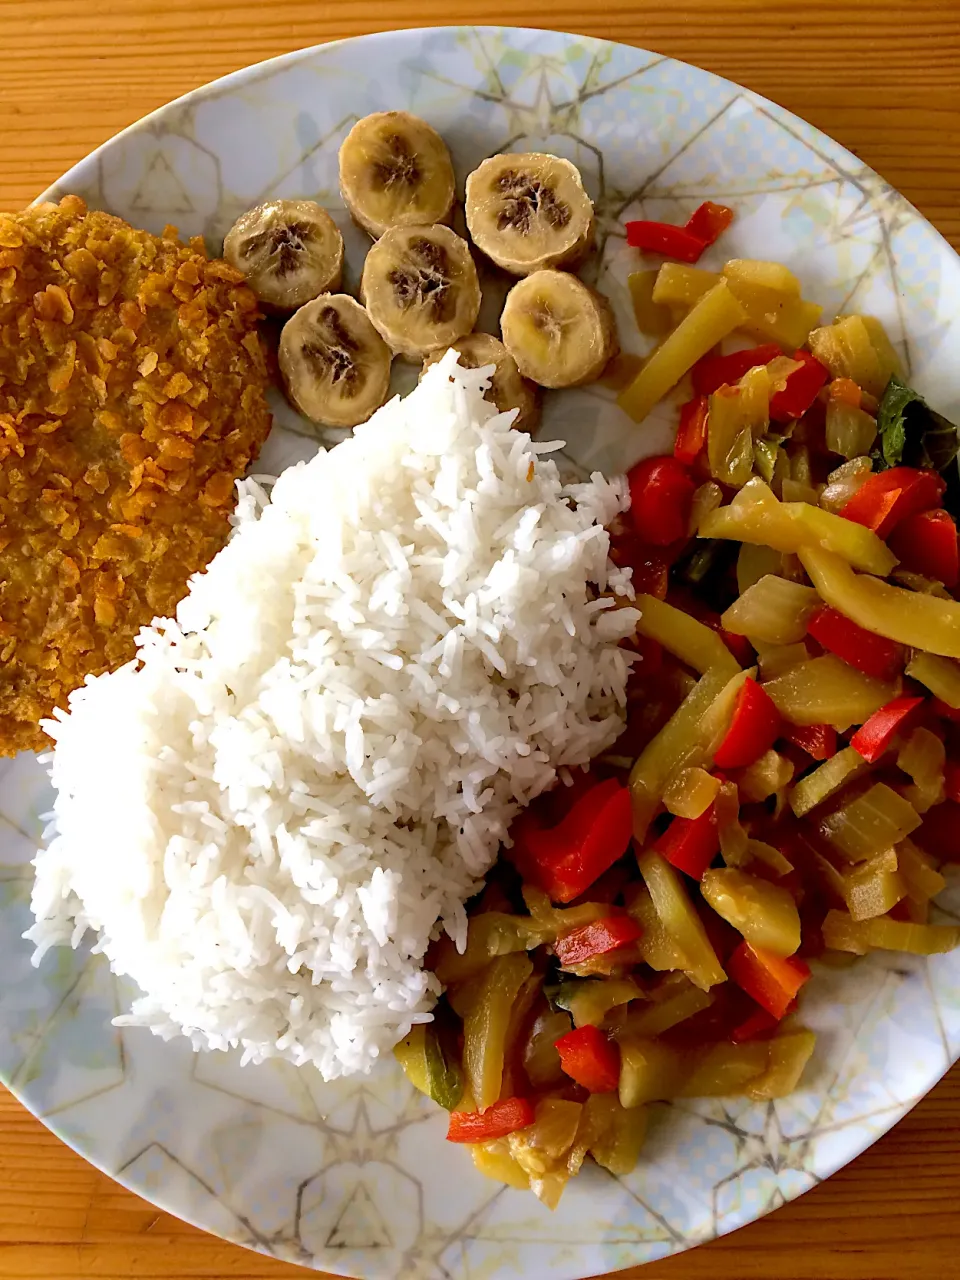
[278,295,391,428]
[500,270,618,389]
[223,199,344,310]
[339,111,455,239]
[465,153,594,276]
[361,224,481,361]
[422,333,541,432]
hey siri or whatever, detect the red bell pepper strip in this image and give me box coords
[944,760,960,805]
[446,1096,536,1143]
[625,219,709,262]
[888,508,959,588]
[691,344,782,397]
[719,629,755,667]
[554,1025,621,1093]
[509,779,633,904]
[625,202,735,263]
[628,455,697,547]
[730,1004,787,1044]
[684,201,735,246]
[806,605,905,681]
[655,805,720,879]
[674,395,710,464]
[727,941,811,1020]
[782,722,838,761]
[713,678,782,770]
[768,349,830,424]
[915,800,960,861]
[554,914,643,968]
[839,466,946,539]
[849,695,925,763]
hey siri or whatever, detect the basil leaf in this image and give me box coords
[875,374,960,478]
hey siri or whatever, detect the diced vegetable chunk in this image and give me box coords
[554,916,643,969]
[618,281,748,423]
[655,805,720,879]
[783,722,838,761]
[635,593,740,678]
[701,867,801,956]
[838,466,945,539]
[394,1021,464,1111]
[722,259,801,297]
[889,509,959,588]
[701,484,897,577]
[823,910,960,956]
[651,263,719,308]
[471,1140,531,1188]
[808,316,889,398]
[800,546,960,660]
[674,395,710,464]
[628,269,674,335]
[693,344,781,397]
[841,849,907,921]
[763,654,898,730]
[629,666,735,840]
[628,456,698,547]
[722,575,820,645]
[849,696,924,763]
[746,1029,816,1100]
[581,1094,648,1175]
[727,940,811,1018]
[617,980,713,1038]
[897,838,946,904]
[462,952,534,1109]
[555,1025,621,1093]
[806,605,906,682]
[523,1010,572,1088]
[905,653,960,710]
[447,1096,536,1143]
[636,850,726,989]
[510,779,633,904]
[769,349,829,423]
[788,746,870,817]
[713,677,782,769]
[817,783,921,862]
[707,365,770,487]
[663,766,721,819]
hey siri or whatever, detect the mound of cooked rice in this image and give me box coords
[28,351,639,1080]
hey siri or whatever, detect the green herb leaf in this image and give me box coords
[874,373,960,517]
[875,374,960,478]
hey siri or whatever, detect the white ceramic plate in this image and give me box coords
[2,25,960,1280]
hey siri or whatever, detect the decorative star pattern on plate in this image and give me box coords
[2,25,959,1280]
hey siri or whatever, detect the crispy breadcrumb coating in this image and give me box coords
[0,196,272,754]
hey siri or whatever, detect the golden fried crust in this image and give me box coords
[0,195,273,754]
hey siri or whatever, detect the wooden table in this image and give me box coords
[1,2,959,1277]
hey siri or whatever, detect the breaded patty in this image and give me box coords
[0,195,272,755]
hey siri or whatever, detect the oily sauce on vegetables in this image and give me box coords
[395,221,960,1209]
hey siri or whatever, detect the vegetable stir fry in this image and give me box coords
[395,222,960,1208]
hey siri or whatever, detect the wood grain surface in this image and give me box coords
[1,2,959,1278]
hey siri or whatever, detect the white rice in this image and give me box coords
[27,351,640,1080]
